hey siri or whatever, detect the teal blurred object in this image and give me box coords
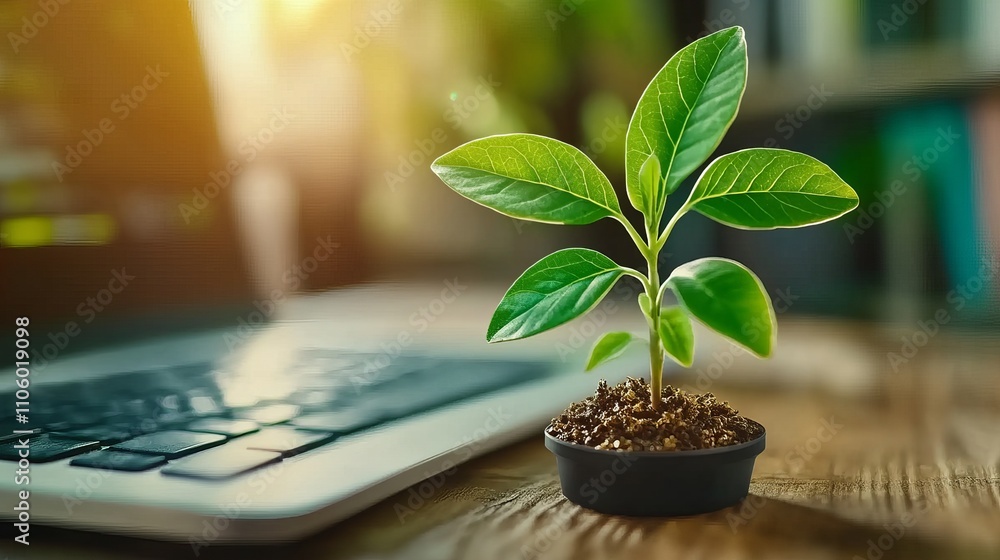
[879,103,989,312]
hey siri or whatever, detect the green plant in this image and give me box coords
[431,26,859,410]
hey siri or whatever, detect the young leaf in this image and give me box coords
[658,307,694,367]
[631,153,663,223]
[637,293,653,317]
[686,148,859,229]
[625,26,747,213]
[585,332,635,371]
[431,134,621,225]
[488,248,625,342]
[664,257,774,357]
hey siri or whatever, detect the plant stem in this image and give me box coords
[645,219,664,411]
[656,204,687,249]
[615,215,650,255]
[648,318,664,410]
[619,267,649,285]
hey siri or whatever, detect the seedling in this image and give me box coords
[431,26,858,410]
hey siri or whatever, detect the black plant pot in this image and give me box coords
[544,421,765,516]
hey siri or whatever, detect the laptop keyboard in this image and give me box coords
[0,349,553,478]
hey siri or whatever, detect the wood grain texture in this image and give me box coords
[306,328,1000,560]
[4,322,999,559]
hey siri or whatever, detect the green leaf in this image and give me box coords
[625,26,747,209]
[665,257,774,357]
[686,148,860,229]
[585,332,635,371]
[488,248,624,342]
[658,307,694,367]
[431,133,621,225]
[631,153,662,223]
[637,293,652,317]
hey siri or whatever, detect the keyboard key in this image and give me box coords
[111,417,163,436]
[238,426,336,456]
[187,394,226,417]
[52,406,106,429]
[161,446,282,479]
[118,398,157,419]
[289,389,339,409]
[375,359,546,416]
[53,426,135,445]
[290,409,382,435]
[186,419,259,437]
[71,450,167,472]
[0,425,43,443]
[112,430,226,459]
[0,435,100,463]
[233,404,300,425]
[151,410,194,429]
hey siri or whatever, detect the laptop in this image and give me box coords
[0,1,638,544]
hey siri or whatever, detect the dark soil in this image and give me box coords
[546,377,763,452]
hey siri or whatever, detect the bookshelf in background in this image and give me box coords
[671,0,1000,322]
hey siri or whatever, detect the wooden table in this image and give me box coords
[4,322,1000,559]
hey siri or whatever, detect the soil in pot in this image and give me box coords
[547,376,763,452]
[544,377,765,516]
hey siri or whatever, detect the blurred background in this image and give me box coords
[2,0,1000,350]
[3,3,1000,557]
